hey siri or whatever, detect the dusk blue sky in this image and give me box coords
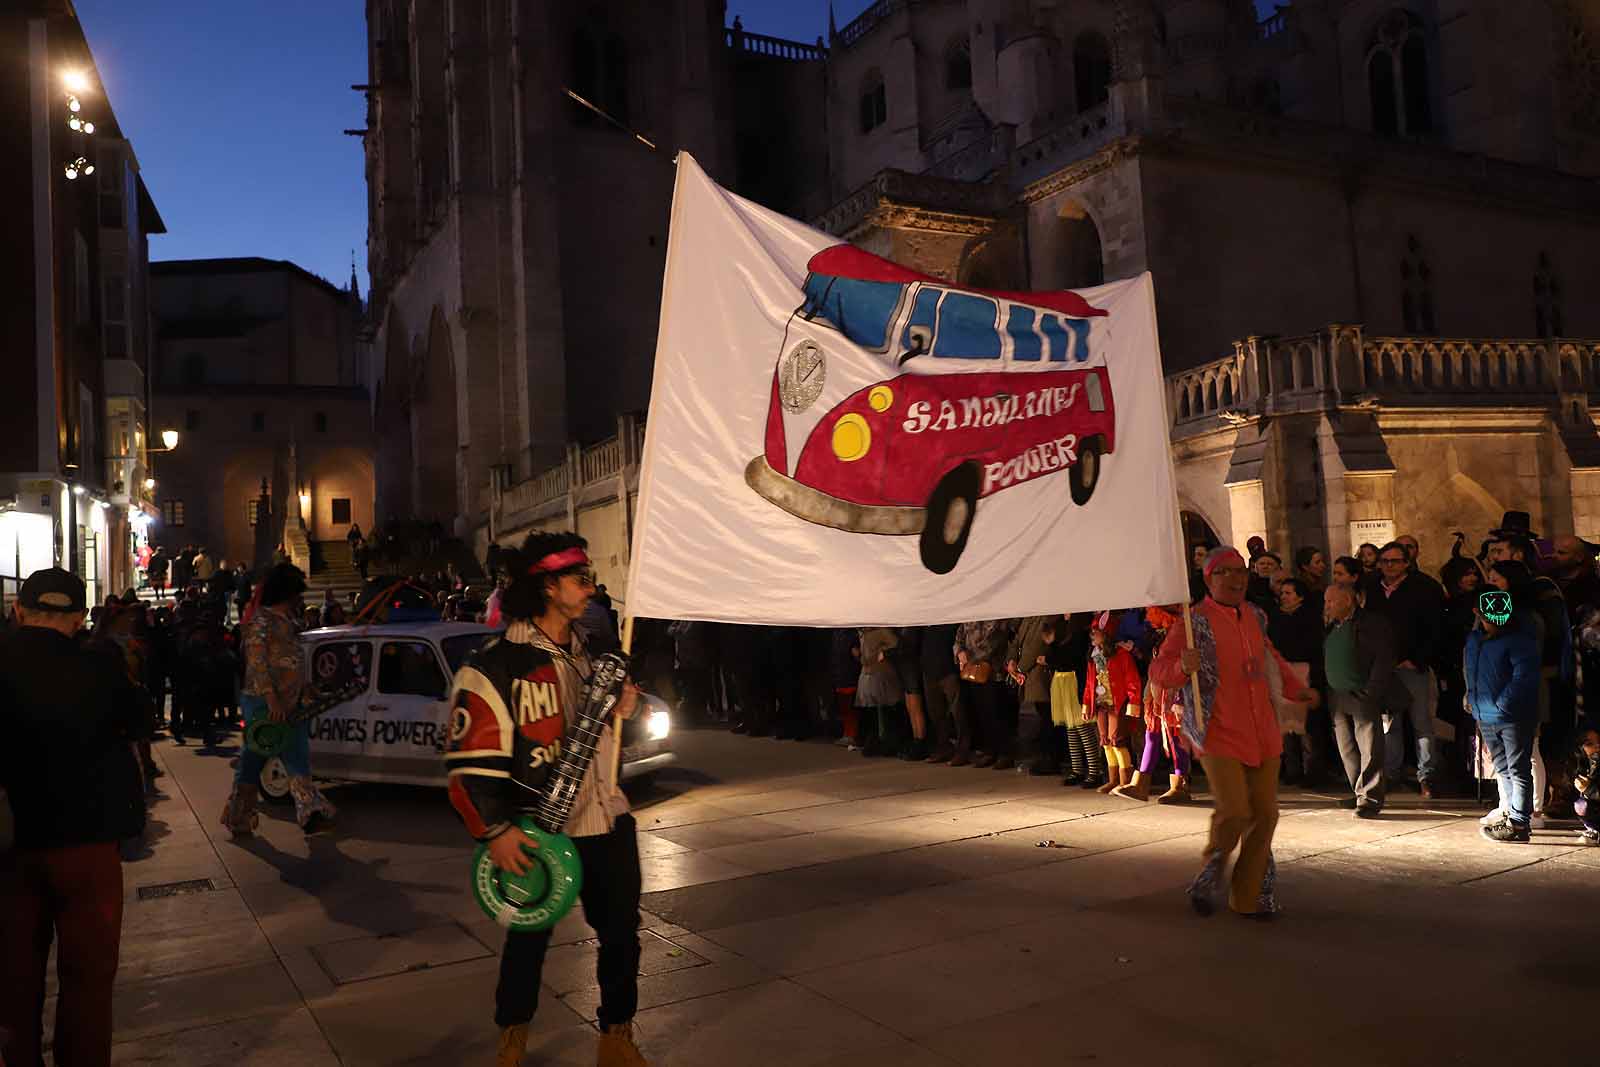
[75,1,1275,295]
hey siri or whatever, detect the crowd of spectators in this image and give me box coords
[632,510,1600,848]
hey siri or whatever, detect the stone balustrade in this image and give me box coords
[1009,104,1114,188]
[1170,327,1600,433]
[492,416,647,528]
[835,0,902,48]
[726,27,826,61]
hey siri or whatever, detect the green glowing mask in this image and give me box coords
[1479,590,1512,627]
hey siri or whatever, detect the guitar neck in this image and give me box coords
[532,715,610,831]
[531,652,627,833]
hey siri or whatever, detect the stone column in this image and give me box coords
[1226,480,1267,550]
[1111,0,1166,131]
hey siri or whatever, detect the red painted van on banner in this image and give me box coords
[745,245,1114,574]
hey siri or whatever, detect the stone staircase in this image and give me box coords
[307,541,367,608]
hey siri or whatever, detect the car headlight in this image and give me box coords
[832,413,870,462]
[646,709,671,741]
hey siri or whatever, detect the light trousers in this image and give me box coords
[1332,692,1387,811]
[1198,754,1281,914]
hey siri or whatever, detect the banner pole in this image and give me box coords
[1180,593,1203,713]
[610,613,635,785]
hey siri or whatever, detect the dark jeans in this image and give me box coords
[0,841,124,1067]
[958,679,1013,758]
[1017,700,1056,769]
[495,814,641,1029]
[1482,721,1536,826]
[923,674,958,751]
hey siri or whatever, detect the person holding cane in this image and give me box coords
[1152,546,1320,919]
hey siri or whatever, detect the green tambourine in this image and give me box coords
[471,816,583,931]
[244,718,293,759]
[245,674,370,758]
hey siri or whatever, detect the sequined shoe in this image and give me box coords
[1242,853,1281,920]
[289,775,337,831]
[219,785,259,839]
[1188,850,1223,917]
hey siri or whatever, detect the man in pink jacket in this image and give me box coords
[1152,546,1318,919]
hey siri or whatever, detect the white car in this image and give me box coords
[257,621,676,803]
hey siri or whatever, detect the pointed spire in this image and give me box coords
[828,0,838,42]
[347,251,361,304]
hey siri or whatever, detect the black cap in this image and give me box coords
[19,567,87,613]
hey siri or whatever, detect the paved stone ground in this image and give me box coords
[73,728,1596,1066]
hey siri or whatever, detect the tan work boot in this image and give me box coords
[1155,774,1191,804]
[496,1024,528,1066]
[1111,769,1150,802]
[597,1021,651,1067]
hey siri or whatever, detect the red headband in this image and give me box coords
[529,547,589,575]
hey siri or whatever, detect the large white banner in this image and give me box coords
[626,154,1189,626]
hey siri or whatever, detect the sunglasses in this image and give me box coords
[1378,556,1407,565]
[562,569,598,587]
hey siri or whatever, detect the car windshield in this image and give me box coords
[441,632,494,674]
[800,273,901,352]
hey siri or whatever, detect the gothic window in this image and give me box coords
[1400,235,1436,335]
[603,34,629,123]
[945,38,972,90]
[1367,9,1432,138]
[572,29,597,115]
[571,28,630,126]
[860,70,887,133]
[1073,31,1112,114]
[1535,252,1564,338]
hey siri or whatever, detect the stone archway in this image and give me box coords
[1057,198,1105,289]
[1181,509,1221,550]
[411,306,460,524]
[957,224,1025,290]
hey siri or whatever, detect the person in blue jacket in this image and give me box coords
[1464,588,1542,843]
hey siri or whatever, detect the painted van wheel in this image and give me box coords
[920,462,980,575]
[259,757,293,805]
[1069,437,1102,506]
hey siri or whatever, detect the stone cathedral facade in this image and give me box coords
[362,0,1600,590]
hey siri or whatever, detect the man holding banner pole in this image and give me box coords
[1153,547,1320,919]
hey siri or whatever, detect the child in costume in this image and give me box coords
[1048,615,1105,787]
[1082,612,1143,794]
[1113,606,1193,803]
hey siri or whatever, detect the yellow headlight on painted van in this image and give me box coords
[832,413,871,462]
[868,385,894,412]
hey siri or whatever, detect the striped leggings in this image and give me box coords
[1064,722,1106,779]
